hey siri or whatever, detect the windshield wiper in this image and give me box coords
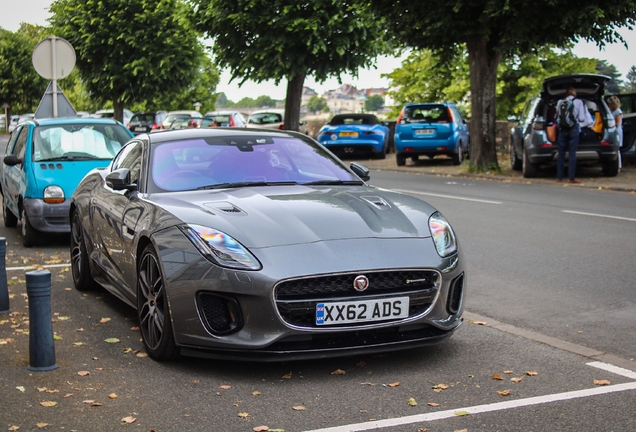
[38,154,104,162]
[197,181,298,190]
[303,180,364,186]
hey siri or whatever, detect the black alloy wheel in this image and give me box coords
[70,210,97,291]
[20,207,38,247]
[510,140,522,171]
[137,245,179,361]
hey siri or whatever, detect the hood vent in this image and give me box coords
[361,196,391,209]
[204,202,245,214]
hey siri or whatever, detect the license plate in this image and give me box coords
[414,129,435,136]
[316,296,409,325]
[134,127,146,132]
[339,131,359,138]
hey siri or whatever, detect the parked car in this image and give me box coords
[127,111,168,135]
[612,92,636,160]
[7,115,20,133]
[1,117,133,246]
[202,111,247,128]
[317,113,390,159]
[394,103,469,166]
[160,110,203,130]
[93,108,134,126]
[0,114,5,131]
[509,74,620,178]
[246,108,308,134]
[69,127,466,361]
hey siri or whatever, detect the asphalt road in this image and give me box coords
[0,134,635,431]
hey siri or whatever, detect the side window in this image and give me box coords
[11,127,29,162]
[112,141,142,184]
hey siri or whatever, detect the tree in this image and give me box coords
[0,24,49,114]
[624,66,636,92]
[255,95,277,108]
[194,0,390,131]
[306,95,327,114]
[368,0,636,171]
[596,60,622,94]
[365,94,385,112]
[216,92,229,108]
[49,0,205,122]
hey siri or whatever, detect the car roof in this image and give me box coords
[249,109,284,115]
[404,102,454,107]
[167,110,202,116]
[23,117,124,126]
[543,74,610,97]
[146,126,296,144]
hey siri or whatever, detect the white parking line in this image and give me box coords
[6,263,70,272]
[304,363,636,432]
[562,210,636,222]
[393,189,502,205]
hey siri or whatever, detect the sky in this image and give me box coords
[2,0,636,101]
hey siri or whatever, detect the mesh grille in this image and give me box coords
[197,293,241,334]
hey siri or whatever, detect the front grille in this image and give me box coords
[197,292,243,335]
[275,270,440,328]
[447,273,464,314]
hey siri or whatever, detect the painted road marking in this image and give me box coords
[6,263,70,271]
[393,189,502,205]
[304,362,636,432]
[562,210,636,222]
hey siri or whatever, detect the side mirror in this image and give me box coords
[106,168,136,191]
[349,162,370,181]
[3,155,22,166]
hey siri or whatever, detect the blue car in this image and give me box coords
[1,117,133,246]
[317,113,390,159]
[394,103,470,166]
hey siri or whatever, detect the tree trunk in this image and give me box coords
[466,36,502,171]
[284,72,306,131]
[113,98,124,124]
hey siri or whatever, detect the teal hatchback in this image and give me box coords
[1,117,133,246]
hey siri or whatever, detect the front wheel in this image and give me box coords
[137,245,179,361]
[70,210,98,291]
[20,207,38,247]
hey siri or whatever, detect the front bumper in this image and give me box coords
[23,198,70,233]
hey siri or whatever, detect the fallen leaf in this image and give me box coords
[73,342,84,346]
[454,429,468,432]
[108,393,118,399]
[254,427,269,432]
[281,372,292,379]
[64,393,73,398]
[121,416,136,424]
[387,382,400,387]
[427,402,440,407]
[252,391,261,396]
[238,412,250,418]
[83,400,95,404]
[356,361,366,367]
[16,386,25,392]
[432,383,448,392]
[100,317,111,324]
[40,401,57,407]
[492,374,504,380]
[58,316,70,321]
[104,338,120,343]
[331,369,346,375]
[8,426,19,431]
[77,371,90,376]
[36,423,49,428]
[130,326,139,331]
[292,405,306,411]
[219,385,231,390]
[497,389,511,396]
[511,377,523,383]
[473,321,487,325]
[359,382,375,386]
[454,410,470,416]
[525,371,538,376]
[53,335,62,341]
[407,397,418,406]
[594,379,611,386]
[503,370,513,374]
[91,402,103,407]
[418,429,428,432]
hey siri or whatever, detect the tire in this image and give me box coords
[522,148,538,178]
[451,143,463,165]
[510,142,522,171]
[138,245,179,361]
[3,197,17,228]
[602,158,619,177]
[70,210,98,291]
[20,207,38,247]
[396,154,406,166]
[373,140,387,159]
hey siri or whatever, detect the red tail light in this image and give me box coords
[230,116,235,127]
[151,123,158,130]
[397,109,404,124]
[447,108,455,123]
[278,124,284,130]
[600,141,612,146]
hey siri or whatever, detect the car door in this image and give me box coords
[2,125,29,218]
[90,140,144,297]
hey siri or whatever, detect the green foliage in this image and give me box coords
[306,95,327,113]
[234,97,256,109]
[49,0,206,120]
[365,94,385,112]
[255,95,277,108]
[216,92,229,108]
[0,25,50,113]
[624,66,636,93]
[596,60,623,94]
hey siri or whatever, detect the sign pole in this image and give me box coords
[51,36,58,117]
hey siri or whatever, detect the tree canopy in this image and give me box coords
[194,0,390,131]
[368,0,636,171]
[49,0,207,122]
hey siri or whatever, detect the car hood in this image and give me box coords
[150,185,436,248]
[543,74,610,98]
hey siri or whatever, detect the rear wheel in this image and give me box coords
[20,207,38,247]
[2,197,17,227]
[137,245,179,361]
[451,144,463,165]
[70,210,98,291]
[396,154,406,166]
[510,141,522,171]
[522,148,538,178]
[602,158,619,177]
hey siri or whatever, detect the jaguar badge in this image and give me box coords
[353,275,369,292]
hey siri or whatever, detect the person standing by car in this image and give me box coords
[556,87,593,184]
[607,95,623,173]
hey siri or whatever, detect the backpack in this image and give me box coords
[557,98,576,129]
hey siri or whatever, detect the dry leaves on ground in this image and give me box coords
[594,379,611,386]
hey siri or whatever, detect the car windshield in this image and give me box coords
[202,115,231,127]
[248,113,283,125]
[33,123,131,161]
[150,135,360,192]
[131,114,155,123]
[329,115,379,126]
[404,105,450,123]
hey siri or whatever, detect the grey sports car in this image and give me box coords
[70,128,466,361]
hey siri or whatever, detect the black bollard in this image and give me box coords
[0,237,10,314]
[26,270,58,371]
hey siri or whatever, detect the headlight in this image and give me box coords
[43,185,65,204]
[179,224,262,270]
[429,212,457,257]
